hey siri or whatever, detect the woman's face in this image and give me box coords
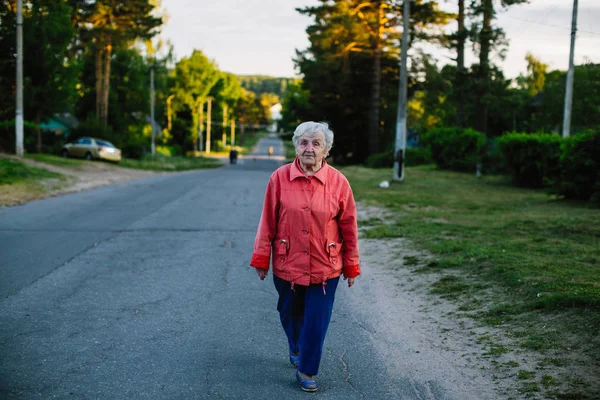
[296,132,328,168]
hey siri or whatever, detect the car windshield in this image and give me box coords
[96,140,115,148]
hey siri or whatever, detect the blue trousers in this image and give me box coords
[273,275,339,376]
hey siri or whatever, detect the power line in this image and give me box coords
[504,15,600,37]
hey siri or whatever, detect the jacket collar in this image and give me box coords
[290,157,328,185]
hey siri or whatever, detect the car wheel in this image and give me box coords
[85,152,93,161]
[61,149,68,158]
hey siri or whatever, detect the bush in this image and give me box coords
[365,148,432,169]
[553,130,600,202]
[421,127,486,172]
[497,132,562,188]
[71,116,117,144]
[0,120,41,154]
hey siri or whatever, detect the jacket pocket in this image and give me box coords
[276,238,289,265]
[326,241,343,266]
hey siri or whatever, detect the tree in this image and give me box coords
[518,52,548,96]
[0,1,79,151]
[295,0,452,162]
[280,80,311,132]
[171,50,220,150]
[84,0,161,124]
[470,0,528,134]
[23,0,79,152]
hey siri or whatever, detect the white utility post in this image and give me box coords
[166,94,175,130]
[206,97,212,153]
[562,0,578,138]
[393,0,410,181]
[15,0,24,157]
[150,66,156,156]
[198,101,204,154]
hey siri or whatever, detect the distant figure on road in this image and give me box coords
[268,145,274,157]
[250,121,360,392]
[229,149,238,164]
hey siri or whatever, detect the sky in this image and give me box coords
[160,0,600,79]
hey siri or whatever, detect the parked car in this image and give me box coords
[61,137,122,162]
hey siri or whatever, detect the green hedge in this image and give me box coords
[420,127,486,172]
[497,132,562,188]
[365,148,432,169]
[0,120,40,153]
[553,130,600,202]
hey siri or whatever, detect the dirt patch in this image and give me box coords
[0,155,161,207]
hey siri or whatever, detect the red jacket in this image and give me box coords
[250,158,360,286]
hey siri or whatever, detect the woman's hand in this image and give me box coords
[256,268,268,281]
[344,276,356,288]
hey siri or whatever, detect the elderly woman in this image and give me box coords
[250,121,360,392]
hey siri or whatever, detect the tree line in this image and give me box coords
[0,0,279,157]
[280,0,600,164]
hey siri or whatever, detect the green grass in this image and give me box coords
[25,153,84,167]
[0,158,62,184]
[120,155,223,171]
[342,165,600,310]
[341,165,600,397]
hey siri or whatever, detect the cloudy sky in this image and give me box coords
[161,0,600,78]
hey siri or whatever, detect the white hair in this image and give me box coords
[292,121,334,152]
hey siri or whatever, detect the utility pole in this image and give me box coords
[562,0,578,138]
[150,65,156,156]
[222,105,228,150]
[15,0,24,157]
[198,100,204,154]
[393,0,410,181]
[231,119,235,146]
[166,94,175,130]
[206,97,212,153]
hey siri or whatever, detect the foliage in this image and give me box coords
[553,130,600,203]
[364,148,432,168]
[236,75,295,98]
[421,127,486,172]
[0,120,40,154]
[535,64,600,133]
[497,132,562,188]
[294,0,452,163]
[279,80,311,133]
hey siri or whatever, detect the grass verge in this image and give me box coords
[25,153,84,167]
[0,158,62,184]
[341,165,600,397]
[0,158,68,206]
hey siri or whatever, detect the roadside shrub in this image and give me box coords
[71,116,117,144]
[365,148,432,169]
[420,127,486,172]
[497,132,562,188]
[553,130,600,202]
[0,120,40,153]
[365,151,393,168]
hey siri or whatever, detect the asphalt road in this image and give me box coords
[0,134,492,399]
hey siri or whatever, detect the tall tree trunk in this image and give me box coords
[35,110,42,153]
[368,43,381,155]
[101,43,112,124]
[477,0,493,134]
[95,44,103,119]
[456,0,466,127]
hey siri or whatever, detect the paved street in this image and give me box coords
[1,135,494,399]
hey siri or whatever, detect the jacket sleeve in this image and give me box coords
[250,173,279,270]
[338,180,360,278]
